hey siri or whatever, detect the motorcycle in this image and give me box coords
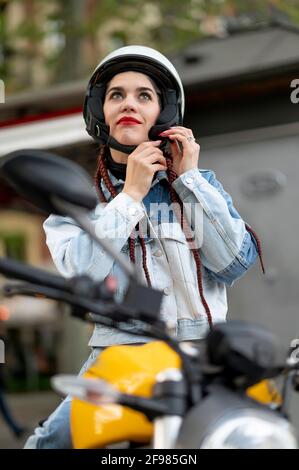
[0,149,298,449]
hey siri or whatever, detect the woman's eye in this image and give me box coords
[110,91,122,99]
[140,92,151,100]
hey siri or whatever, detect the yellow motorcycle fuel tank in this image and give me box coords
[71,341,181,448]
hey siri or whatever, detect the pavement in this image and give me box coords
[0,391,61,449]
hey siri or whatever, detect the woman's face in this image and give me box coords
[103,71,161,146]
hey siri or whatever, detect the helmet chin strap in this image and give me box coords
[106,130,169,155]
[106,135,136,155]
[94,117,170,155]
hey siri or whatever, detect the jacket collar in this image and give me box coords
[100,169,169,201]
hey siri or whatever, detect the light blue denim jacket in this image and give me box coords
[43,168,258,346]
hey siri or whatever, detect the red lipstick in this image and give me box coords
[117,116,141,125]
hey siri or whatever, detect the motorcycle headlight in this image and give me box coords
[200,409,297,449]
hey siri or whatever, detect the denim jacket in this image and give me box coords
[43,168,258,346]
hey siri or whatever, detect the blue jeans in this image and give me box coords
[24,347,102,449]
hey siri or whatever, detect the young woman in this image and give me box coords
[24,45,263,448]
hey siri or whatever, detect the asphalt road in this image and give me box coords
[0,391,61,449]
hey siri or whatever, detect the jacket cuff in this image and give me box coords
[171,168,208,199]
[103,191,145,225]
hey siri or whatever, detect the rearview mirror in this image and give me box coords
[0,149,97,215]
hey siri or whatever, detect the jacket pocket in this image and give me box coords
[159,222,198,284]
[159,222,211,320]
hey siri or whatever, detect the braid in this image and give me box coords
[94,146,118,202]
[94,150,106,203]
[129,236,136,265]
[165,150,213,328]
[245,224,265,274]
[138,222,152,287]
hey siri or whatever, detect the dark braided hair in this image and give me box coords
[94,145,265,329]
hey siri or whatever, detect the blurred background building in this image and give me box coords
[0,0,299,447]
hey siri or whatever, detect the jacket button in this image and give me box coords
[128,207,138,216]
[153,250,163,257]
[185,177,194,185]
[163,287,171,295]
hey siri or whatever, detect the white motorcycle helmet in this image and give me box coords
[83,45,185,154]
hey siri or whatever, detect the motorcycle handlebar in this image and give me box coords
[2,281,164,340]
[2,281,119,324]
[0,257,173,346]
[0,257,67,292]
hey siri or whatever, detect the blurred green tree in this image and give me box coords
[0,0,298,93]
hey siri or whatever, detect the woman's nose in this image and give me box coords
[120,95,137,112]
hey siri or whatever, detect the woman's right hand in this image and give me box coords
[122,140,167,202]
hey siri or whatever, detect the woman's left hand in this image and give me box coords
[159,126,200,177]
